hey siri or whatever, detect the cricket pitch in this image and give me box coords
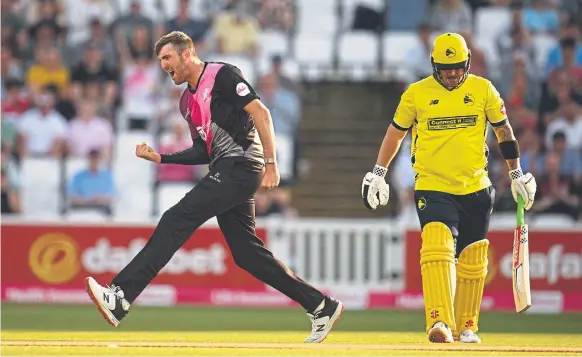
[3,331,582,356]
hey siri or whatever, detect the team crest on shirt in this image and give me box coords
[463,93,475,106]
[500,103,506,115]
[236,82,250,96]
[417,197,427,210]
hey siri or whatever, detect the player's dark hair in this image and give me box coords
[154,31,194,57]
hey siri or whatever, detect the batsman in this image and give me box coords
[361,33,538,343]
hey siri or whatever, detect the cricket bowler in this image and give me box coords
[84,31,343,343]
[361,33,537,343]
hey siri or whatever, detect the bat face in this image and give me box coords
[512,224,531,313]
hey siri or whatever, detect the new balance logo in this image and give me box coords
[316,324,325,332]
[103,294,110,303]
[429,99,439,105]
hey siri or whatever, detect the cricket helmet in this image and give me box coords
[431,33,471,90]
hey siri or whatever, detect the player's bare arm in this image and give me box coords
[244,99,281,189]
[491,119,537,210]
[491,120,520,171]
[376,124,409,168]
[361,123,407,210]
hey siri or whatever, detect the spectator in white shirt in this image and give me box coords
[67,101,113,160]
[406,23,433,82]
[429,0,472,34]
[17,91,67,158]
[545,102,582,150]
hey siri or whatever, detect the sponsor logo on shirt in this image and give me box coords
[427,116,478,130]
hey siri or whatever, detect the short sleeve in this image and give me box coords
[215,65,260,110]
[392,85,416,131]
[485,80,507,126]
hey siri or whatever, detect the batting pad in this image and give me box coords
[454,239,489,336]
[420,222,456,333]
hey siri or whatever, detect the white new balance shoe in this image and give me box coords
[304,297,344,343]
[459,329,481,343]
[84,277,130,327]
[428,321,454,343]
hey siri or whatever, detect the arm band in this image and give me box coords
[499,140,520,160]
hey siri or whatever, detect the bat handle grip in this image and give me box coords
[516,195,525,226]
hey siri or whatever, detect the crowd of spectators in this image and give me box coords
[1,0,301,217]
[1,0,580,222]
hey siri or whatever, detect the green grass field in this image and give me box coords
[2,304,582,356]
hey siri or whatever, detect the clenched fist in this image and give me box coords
[136,142,161,163]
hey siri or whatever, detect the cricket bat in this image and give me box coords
[512,195,531,313]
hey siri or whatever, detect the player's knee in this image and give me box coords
[420,222,456,265]
[457,239,489,280]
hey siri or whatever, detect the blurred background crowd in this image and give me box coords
[1,0,581,223]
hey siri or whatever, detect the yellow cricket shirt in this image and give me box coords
[392,74,507,195]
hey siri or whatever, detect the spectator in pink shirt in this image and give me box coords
[67,101,113,160]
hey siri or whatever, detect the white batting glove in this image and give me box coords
[362,165,390,211]
[509,168,537,210]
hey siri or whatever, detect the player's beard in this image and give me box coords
[172,60,189,85]
[443,75,462,89]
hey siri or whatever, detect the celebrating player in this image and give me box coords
[361,33,537,343]
[85,31,343,343]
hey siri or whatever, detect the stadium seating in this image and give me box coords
[387,0,429,31]
[259,31,290,59]
[296,0,338,36]
[474,35,501,80]
[156,183,193,217]
[294,34,336,79]
[383,32,420,66]
[4,0,581,224]
[474,6,512,40]
[207,54,257,86]
[64,210,110,222]
[382,31,420,80]
[21,158,61,218]
[338,31,379,68]
[113,132,154,219]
